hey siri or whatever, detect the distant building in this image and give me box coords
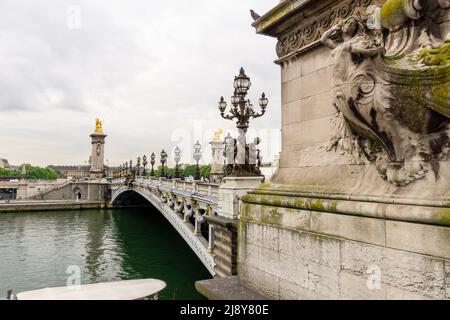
[46,165,118,179]
[47,165,90,179]
[0,158,10,169]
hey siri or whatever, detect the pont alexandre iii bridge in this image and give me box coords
[3,0,449,300]
[111,176,228,277]
[109,0,450,300]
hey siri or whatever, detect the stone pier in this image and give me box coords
[214,0,450,300]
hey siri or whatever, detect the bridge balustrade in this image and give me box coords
[111,175,239,278]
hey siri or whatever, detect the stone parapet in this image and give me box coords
[217,176,264,220]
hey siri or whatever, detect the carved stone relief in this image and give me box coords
[320,0,450,186]
[276,0,374,58]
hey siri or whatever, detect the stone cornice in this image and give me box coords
[253,0,380,61]
[252,0,313,35]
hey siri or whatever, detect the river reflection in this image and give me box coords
[0,208,210,299]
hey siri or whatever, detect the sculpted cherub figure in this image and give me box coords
[320,17,388,160]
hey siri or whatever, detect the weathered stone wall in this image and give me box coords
[0,202,108,213]
[242,0,450,300]
[33,182,109,202]
[239,203,450,299]
[280,46,334,169]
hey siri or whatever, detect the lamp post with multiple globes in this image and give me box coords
[174,146,181,179]
[218,67,268,176]
[193,141,202,181]
[160,149,168,177]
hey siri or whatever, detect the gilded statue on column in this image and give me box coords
[95,118,104,134]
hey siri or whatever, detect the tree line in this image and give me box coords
[0,165,59,180]
[148,165,211,179]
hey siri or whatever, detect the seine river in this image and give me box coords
[0,208,210,299]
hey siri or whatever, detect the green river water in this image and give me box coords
[0,208,210,299]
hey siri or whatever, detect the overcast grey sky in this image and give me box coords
[0,1,281,167]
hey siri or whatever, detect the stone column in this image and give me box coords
[209,141,225,183]
[89,132,107,180]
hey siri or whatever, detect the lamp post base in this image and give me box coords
[227,164,262,177]
[217,176,264,220]
[194,164,201,181]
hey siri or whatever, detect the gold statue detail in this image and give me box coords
[213,129,223,142]
[95,118,104,134]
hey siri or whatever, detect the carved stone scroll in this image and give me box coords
[321,0,450,186]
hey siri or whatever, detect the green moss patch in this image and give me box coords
[417,43,450,67]
[381,0,406,29]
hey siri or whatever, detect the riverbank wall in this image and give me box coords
[0,201,149,213]
[0,201,108,213]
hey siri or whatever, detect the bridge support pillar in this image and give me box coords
[217,176,264,220]
[206,176,264,277]
[205,215,238,277]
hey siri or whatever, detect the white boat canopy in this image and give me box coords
[16,279,166,300]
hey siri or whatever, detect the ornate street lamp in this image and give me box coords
[129,160,133,177]
[160,149,168,177]
[193,140,202,180]
[125,162,128,176]
[174,146,181,179]
[218,67,268,176]
[136,157,141,176]
[150,152,155,176]
[142,155,147,176]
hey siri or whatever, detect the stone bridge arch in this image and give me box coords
[110,186,216,276]
[111,188,152,207]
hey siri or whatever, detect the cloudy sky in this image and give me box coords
[0,0,281,167]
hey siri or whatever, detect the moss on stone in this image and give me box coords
[294,198,305,208]
[430,82,450,117]
[269,208,280,217]
[258,195,282,207]
[259,182,273,189]
[241,194,257,203]
[241,203,250,218]
[441,209,450,225]
[244,204,283,227]
[381,41,450,129]
[381,0,406,29]
[308,199,325,211]
[329,201,338,213]
[417,43,450,67]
